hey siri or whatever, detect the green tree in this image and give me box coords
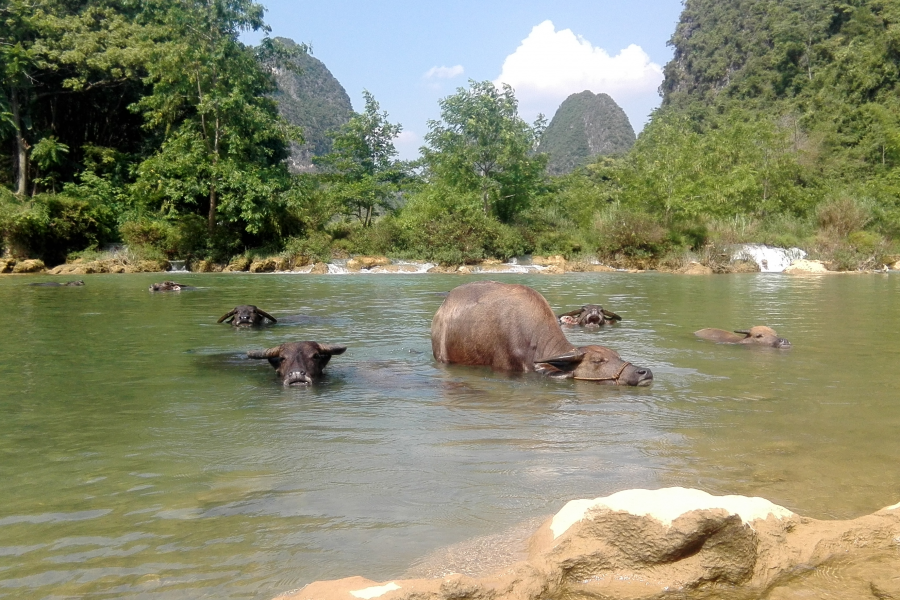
[314,90,405,226]
[131,0,300,237]
[422,80,547,222]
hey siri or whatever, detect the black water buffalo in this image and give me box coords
[694,326,791,348]
[29,280,84,287]
[431,281,652,385]
[557,304,621,327]
[247,341,347,386]
[149,281,193,292]
[217,305,277,327]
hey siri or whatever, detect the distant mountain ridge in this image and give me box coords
[538,91,636,175]
[271,38,354,173]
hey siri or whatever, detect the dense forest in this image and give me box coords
[2,0,898,271]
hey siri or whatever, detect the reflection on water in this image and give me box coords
[0,272,898,599]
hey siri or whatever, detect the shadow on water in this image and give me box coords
[0,272,898,599]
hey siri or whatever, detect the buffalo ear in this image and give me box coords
[256,308,277,323]
[534,350,585,374]
[534,363,575,378]
[318,344,347,356]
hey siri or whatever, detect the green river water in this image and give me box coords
[0,271,898,599]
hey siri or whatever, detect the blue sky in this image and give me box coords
[246,1,685,159]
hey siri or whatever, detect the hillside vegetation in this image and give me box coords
[538,91,635,175]
[1,0,898,271]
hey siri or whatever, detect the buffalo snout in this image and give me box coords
[248,341,347,386]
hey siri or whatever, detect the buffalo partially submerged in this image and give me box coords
[694,326,791,348]
[149,281,193,292]
[557,304,621,327]
[248,341,347,386]
[29,280,84,287]
[217,305,277,327]
[431,281,652,385]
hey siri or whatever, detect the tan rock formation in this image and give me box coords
[730,259,760,273]
[223,256,252,272]
[249,258,278,273]
[12,259,46,273]
[532,255,567,266]
[679,261,713,275]
[426,265,459,274]
[193,260,224,273]
[566,262,616,273]
[347,256,391,270]
[783,259,829,274]
[309,262,329,274]
[1,258,15,273]
[275,487,900,600]
[539,265,565,274]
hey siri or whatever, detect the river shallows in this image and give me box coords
[0,272,898,599]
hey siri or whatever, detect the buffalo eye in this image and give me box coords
[591,357,607,364]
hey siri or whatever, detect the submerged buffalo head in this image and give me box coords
[557,305,622,327]
[217,305,277,327]
[733,326,791,348]
[248,341,347,386]
[149,281,188,292]
[694,326,791,348]
[534,345,653,386]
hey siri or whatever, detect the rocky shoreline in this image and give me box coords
[3,253,899,276]
[276,487,900,600]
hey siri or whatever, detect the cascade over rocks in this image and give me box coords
[275,487,900,600]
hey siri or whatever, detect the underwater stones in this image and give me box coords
[275,487,900,600]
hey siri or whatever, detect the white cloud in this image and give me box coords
[495,20,664,129]
[394,130,421,160]
[424,65,464,79]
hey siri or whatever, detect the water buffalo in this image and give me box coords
[248,341,347,386]
[557,304,621,326]
[149,281,193,292]
[217,305,277,327]
[694,326,791,348]
[29,280,84,287]
[431,281,653,385]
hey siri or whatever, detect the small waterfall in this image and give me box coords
[731,244,806,273]
[168,260,188,272]
[327,263,350,274]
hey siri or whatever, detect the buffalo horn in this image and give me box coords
[734,330,751,336]
[601,308,622,321]
[256,309,277,323]
[557,309,583,318]
[247,346,282,359]
[217,309,236,323]
[535,349,586,367]
[318,344,347,355]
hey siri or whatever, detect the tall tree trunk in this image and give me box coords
[10,86,28,196]
[208,181,217,232]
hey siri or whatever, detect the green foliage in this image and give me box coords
[0,193,116,264]
[120,214,208,260]
[423,80,547,222]
[390,185,526,265]
[314,91,406,226]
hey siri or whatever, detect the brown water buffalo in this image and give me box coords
[149,281,193,292]
[248,341,347,386]
[28,280,84,287]
[557,304,622,327]
[431,281,653,385]
[694,326,791,348]
[217,305,277,327]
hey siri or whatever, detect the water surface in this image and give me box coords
[0,272,898,599]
